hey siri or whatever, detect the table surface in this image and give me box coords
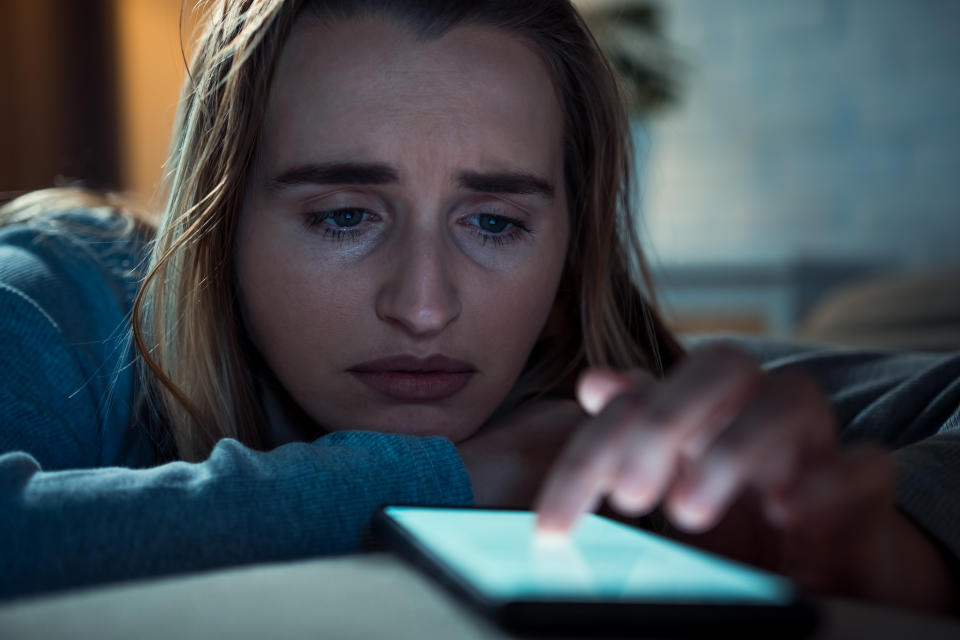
[1,553,959,639]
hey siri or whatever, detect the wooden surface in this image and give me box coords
[1,553,959,639]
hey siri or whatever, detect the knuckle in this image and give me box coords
[603,388,651,421]
[698,446,737,479]
[642,400,683,429]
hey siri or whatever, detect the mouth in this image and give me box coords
[348,354,477,403]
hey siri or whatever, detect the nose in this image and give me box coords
[375,234,462,337]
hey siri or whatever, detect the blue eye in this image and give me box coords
[311,208,366,228]
[303,207,374,243]
[476,213,511,233]
[464,213,533,247]
[303,208,533,249]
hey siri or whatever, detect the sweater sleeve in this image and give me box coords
[0,212,161,471]
[724,336,960,566]
[0,432,473,600]
[0,218,473,601]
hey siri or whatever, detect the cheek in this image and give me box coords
[463,231,569,371]
[468,284,549,388]
[235,221,373,377]
[480,269,558,345]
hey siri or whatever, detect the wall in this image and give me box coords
[0,0,193,205]
[0,0,119,195]
[643,0,960,271]
[113,0,196,208]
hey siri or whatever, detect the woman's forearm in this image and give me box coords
[0,432,472,600]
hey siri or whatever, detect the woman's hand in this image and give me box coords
[457,398,586,508]
[534,343,959,611]
[536,343,840,532]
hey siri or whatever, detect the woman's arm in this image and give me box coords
[0,431,471,600]
[0,220,141,470]
[744,337,960,581]
[0,219,472,600]
[534,341,960,612]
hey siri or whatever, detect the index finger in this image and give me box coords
[577,367,656,415]
[537,345,761,534]
[534,387,650,534]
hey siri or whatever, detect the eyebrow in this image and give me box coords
[268,161,555,199]
[269,162,398,189]
[456,170,554,199]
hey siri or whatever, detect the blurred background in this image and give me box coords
[2,0,959,348]
[0,0,195,207]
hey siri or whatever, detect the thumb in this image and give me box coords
[576,367,656,416]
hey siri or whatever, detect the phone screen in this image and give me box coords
[383,506,795,605]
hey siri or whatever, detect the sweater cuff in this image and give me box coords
[405,435,475,507]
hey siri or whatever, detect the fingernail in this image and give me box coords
[615,449,669,507]
[611,470,659,514]
[535,511,573,534]
[610,488,655,514]
[668,476,728,532]
[669,490,713,532]
[533,528,571,547]
[578,377,620,415]
[579,392,605,416]
[578,369,640,415]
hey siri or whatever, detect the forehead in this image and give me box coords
[259,15,564,178]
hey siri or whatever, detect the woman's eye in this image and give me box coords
[303,207,376,243]
[475,213,512,233]
[464,213,533,247]
[309,208,367,229]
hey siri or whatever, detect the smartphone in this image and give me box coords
[373,506,818,637]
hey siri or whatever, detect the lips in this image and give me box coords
[348,355,477,402]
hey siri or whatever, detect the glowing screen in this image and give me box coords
[385,507,794,604]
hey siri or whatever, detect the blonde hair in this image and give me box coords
[128,0,684,462]
[0,187,153,233]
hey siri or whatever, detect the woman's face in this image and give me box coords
[235,15,569,443]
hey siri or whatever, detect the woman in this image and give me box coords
[0,0,956,611]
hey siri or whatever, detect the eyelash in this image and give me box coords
[303,209,534,247]
[464,213,534,247]
[303,209,369,244]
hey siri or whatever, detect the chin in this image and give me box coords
[348,408,483,443]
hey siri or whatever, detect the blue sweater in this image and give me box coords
[2,211,959,601]
[0,211,473,600]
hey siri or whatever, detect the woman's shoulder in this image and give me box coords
[0,192,151,315]
[0,205,147,360]
[0,191,155,470]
